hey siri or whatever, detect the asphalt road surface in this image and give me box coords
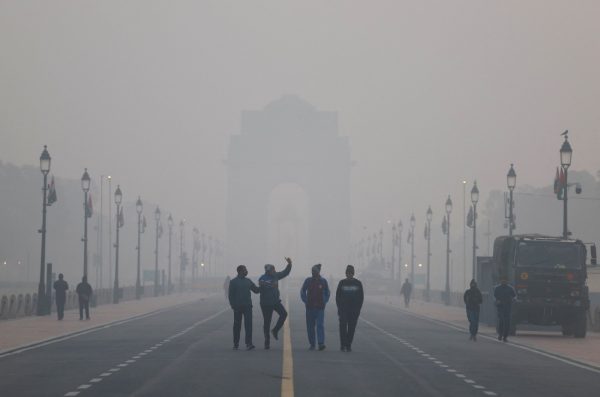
[1,290,599,397]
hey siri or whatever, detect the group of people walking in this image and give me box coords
[227,258,364,352]
[463,278,516,342]
[52,274,94,320]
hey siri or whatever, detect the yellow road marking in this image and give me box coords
[281,295,294,397]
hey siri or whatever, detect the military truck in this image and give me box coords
[486,234,593,338]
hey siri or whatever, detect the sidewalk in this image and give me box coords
[0,291,213,354]
[368,294,600,369]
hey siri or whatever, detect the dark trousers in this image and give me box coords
[403,293,411,307]
[78,298,90,319]
[497,305,512,338]
[339,308,360,348]
[233,305,253,347]
[56,298,65,320]
[261,302,288,344]
[466,308,480,336]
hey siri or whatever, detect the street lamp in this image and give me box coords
[113,185,122,304]
[560,133,573,239]
[135,196,143,299]
[425,206,432,301]
[397,221,403,280]
[507,164,516,237]
[471,181,479,280]
[179,219,185,290]
[167,214,173,294]
[81,168,91,278]
[37,145,51,316]
[445,195,453,305]
[154,206,161,297]
[410,213,416,284]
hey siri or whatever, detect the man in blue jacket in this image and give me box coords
[300,264,330,351]
[228,265,260,350]
[259,257,292,349]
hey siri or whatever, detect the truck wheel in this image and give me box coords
[574,310,587,338]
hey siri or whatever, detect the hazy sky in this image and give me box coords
[1,0,599,243]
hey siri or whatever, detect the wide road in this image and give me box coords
[1,287,599,397]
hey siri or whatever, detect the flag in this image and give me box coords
[424,223,429,239]
[442,217,447,235]
[47,175,57,206]
[467,206,474,228]
[141,216,147,233]
[118,207,124,228]
[158,224,163,238]
[86,195,93,218]
[407,231,413,243]
[553,167,559,194]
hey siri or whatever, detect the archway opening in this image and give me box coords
[267,183,309,274]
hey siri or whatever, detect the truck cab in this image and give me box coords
[491,234,589,338]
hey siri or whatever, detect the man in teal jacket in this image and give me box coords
[259,257,292,349]
[228,265,260,350]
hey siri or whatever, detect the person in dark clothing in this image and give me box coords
[75,276,92,320]
[53,273,69,320]
[400,278,412,308]
[463,279,483,341]
[223,276,230,300]
[300,264,330,351]
[228,265,260,350]
[336,265,364,352]
[494,278,516,342]
[259,257,292,349]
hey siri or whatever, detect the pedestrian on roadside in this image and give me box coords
[336,265,364,352]
[300,264,330,351]
[494,277,516,342]
[400,278,412,308]
[463,279,483,341]
[259,257,292,349]
[53,273,69,320]
[228,265,260,350]
[223,275,231,300]
[75,276,92,320]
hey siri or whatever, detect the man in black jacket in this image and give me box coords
[494,278,516,342]
[336,265,364,352]
[464,279,483,341]
[75,276,92,320]
[53,273,69,320]
[228,265,260,350]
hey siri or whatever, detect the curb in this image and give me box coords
[0,296,208,359]
[370,298,600,374]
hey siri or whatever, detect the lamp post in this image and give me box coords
[135,196,143,299]
[154,206,161,297]
[167,214,173,294]
[81,169,91,278]
[560,134,573,239]
[507,164,516,237]
[37,146,51,316]
[426,206,432,301]
[397,221,402,280]
[113,185,122,304]
[391,223,397,281]
[471,181,479,280]
[445,195,453,305]
[179,220,185,290]
[410,213,416,284]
